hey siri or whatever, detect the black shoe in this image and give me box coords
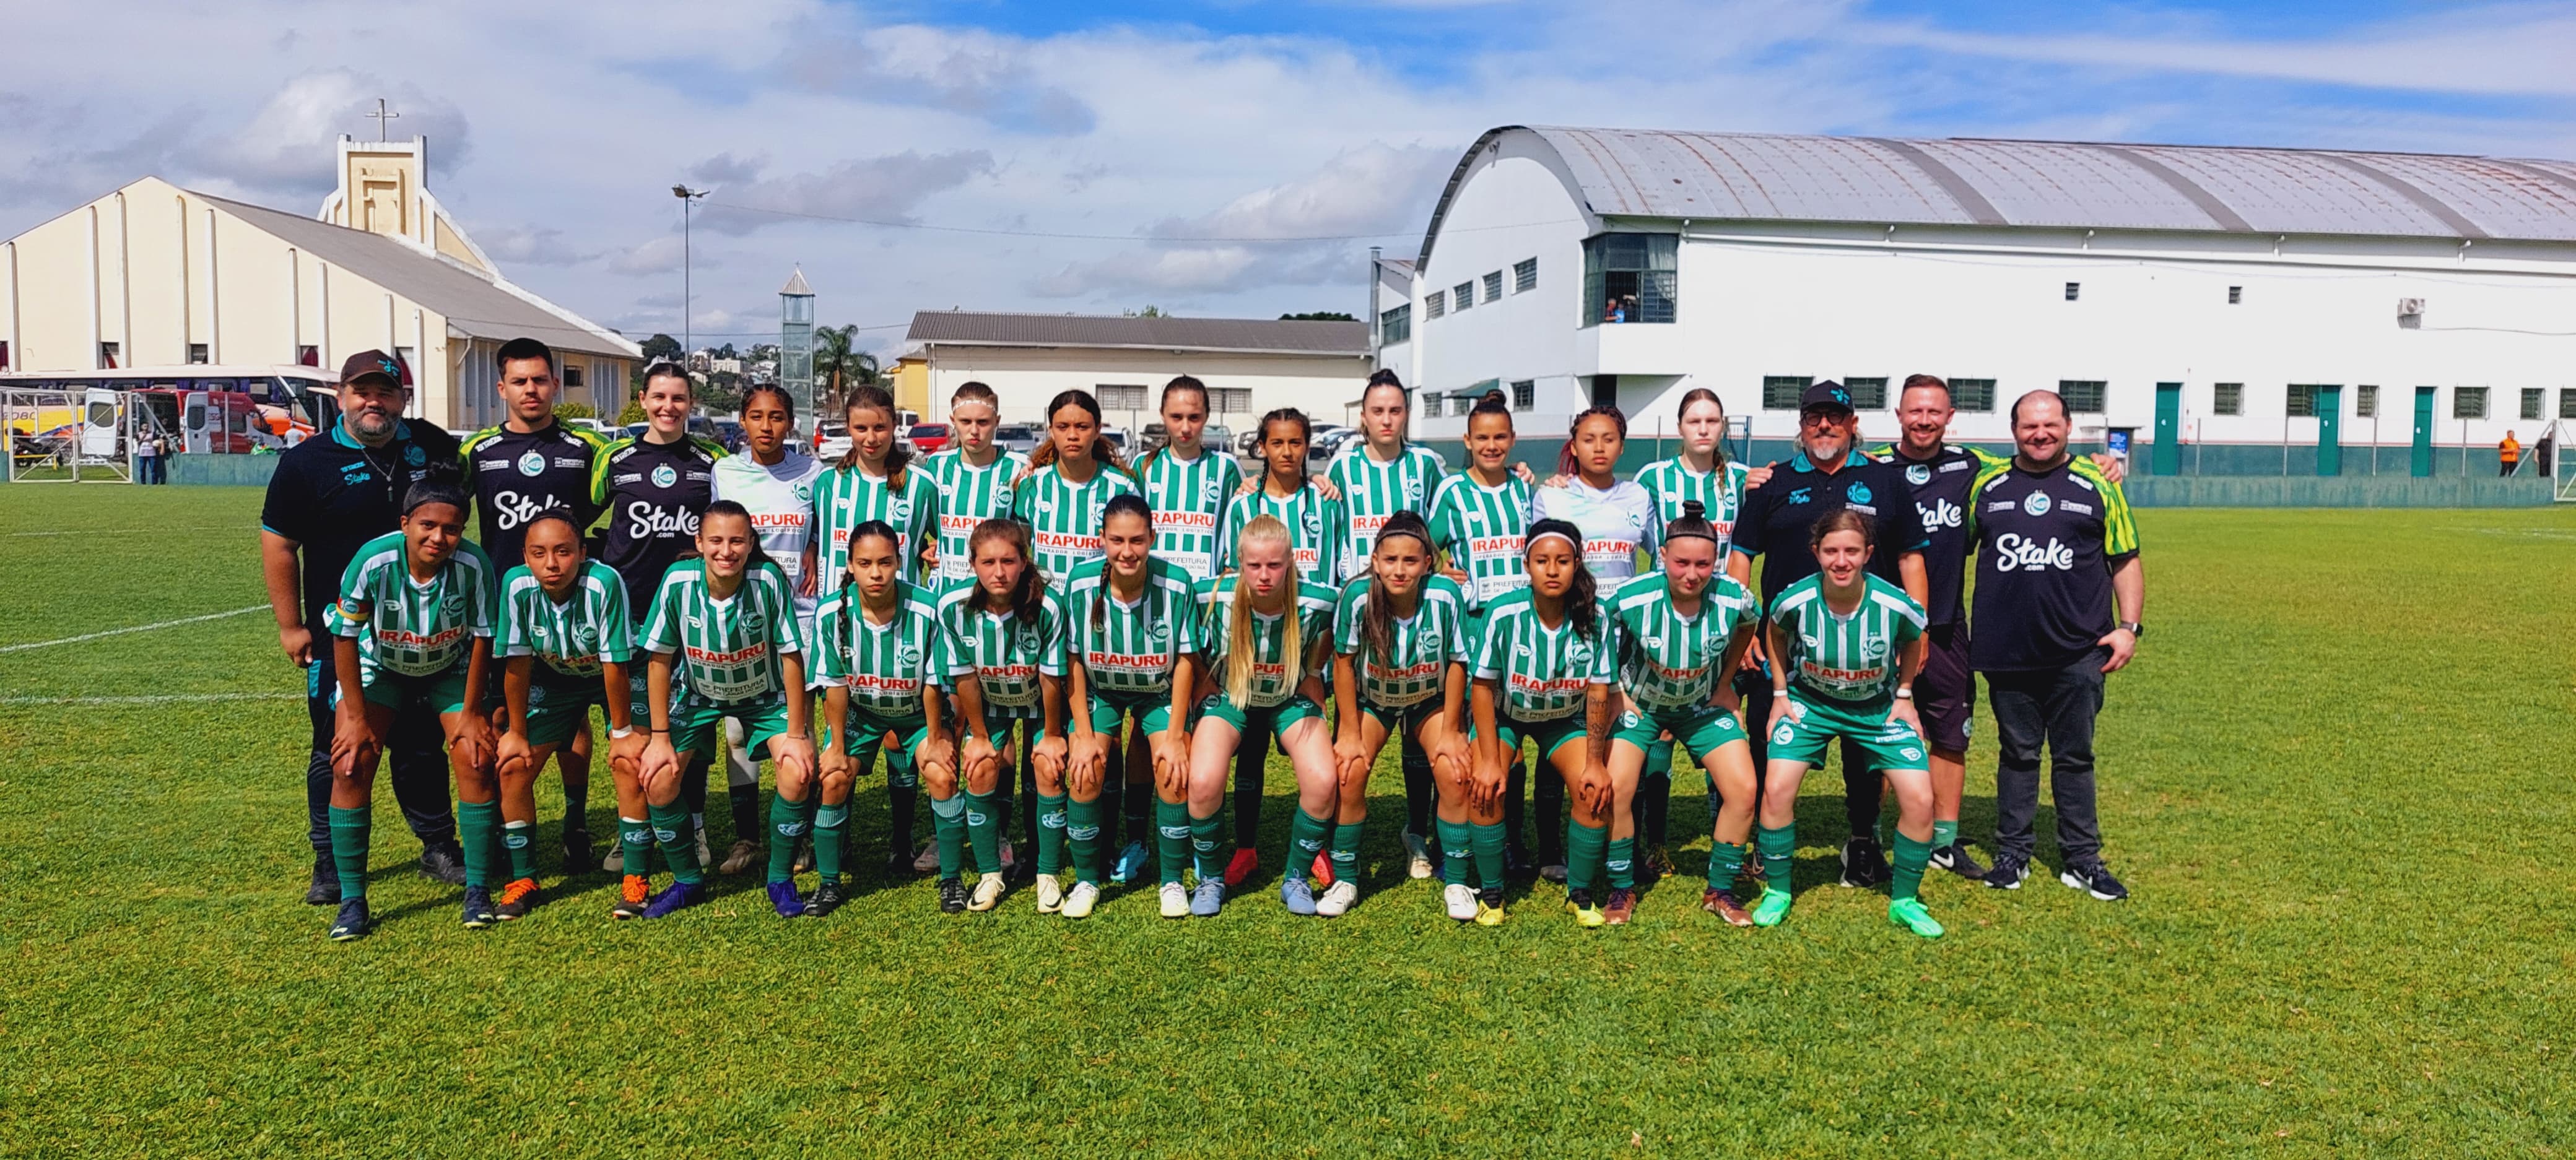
[306,855,341,906]
[938,877,968,914]
[882,851,918,880]
[1505,846,1533,881]
[1838,837,1889,889]
[1005,859,1038,887]
[560,826,593,873]
[417,842,468,886]
[1984,854,2030,890]
[329,898,372,941]
[2059,860,2128,901]
[809,880,848,918]
[1930,841,1989,880]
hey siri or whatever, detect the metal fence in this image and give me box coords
[2,387,131,483]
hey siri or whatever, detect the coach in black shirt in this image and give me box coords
[259,350,468,903]
[1727,381,1930,887]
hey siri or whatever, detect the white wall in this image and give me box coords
[920,344,1377,433]
[1408,132,1596,438]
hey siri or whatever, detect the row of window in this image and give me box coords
[1751,378,2566,422]
[1422,379,1539,417]
[2064,282,2247,304]
[1421,257,1540,325]
[1096,383,1253,413]
[1760,375,2009,412]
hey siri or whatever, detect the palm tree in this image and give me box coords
[811,324,880,414]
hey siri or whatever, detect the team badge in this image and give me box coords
[1772,721,1796,745]
[1906,464,1931,486]
[890,498,912,524]
[1900,747,1923,761]
[2024,491,2052,516]
[794,482,812,505]
[1621,711,1641,729]
[1514,642,1533,662]
[1568,640,1592,666]
[1405,478,1422,505]
[897,644,921,667]
[1302,510,1321,537]
[517,451,546,477]
[1863,635,1889,659]
[1202,478,1223,504]
[1037,498,1055,517]
[1786,488,1812,506]
[571,626,596,651]
[1847,481,1873,504]
[743,610,767,634]
[404,445,427,467]
[442,593,468,615]
[652,464,677,488]
[1147,620,1171,641]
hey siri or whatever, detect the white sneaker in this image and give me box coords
[1443,882,1477,921]
[968,873,1006,912]
[601,846,624,873]
[1159,881,1190,919]
[1063,881,1100,919]
[1316,880,1359,917]
[912,840,941,874]
[695,830,715,872]
[1403,831,1434,880]
[719,838,760,876]
[1036,874,1064,914]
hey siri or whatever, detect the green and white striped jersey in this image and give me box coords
[1066,556,1199,699]
[811,579,946,718]
[638,559,804,706]
[496,559,633,682]
[1471,586,1616,722]
[923,448,1029,588]
[1324,442,1448,583]
[1195,574,1339,710]
[1135,446,1243,582]
[1606,571,1757,711]
[936,584,1069,721]
[813,462,941,591]
[1426,473,1532,609]
[1011,462,1142,592]
[334,531,499,678]
[1216,482,1343,581]
[1635,457,1752,558]
[1767,573,1925,711]
[1332,573,1470,708]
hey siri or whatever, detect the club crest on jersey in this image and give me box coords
[652,464,678,489]
[442,593,468,615]
[1863,635,1889,659]
[1567,639,1593,665]
[1302,510,1321,537]
[1514,642,1533,662]
[1906,464,1932,486]
[516,451,546,477]
[890,498,912,524]
[1404,478,1422,504]
[2024,491,2052,516]
[1202,478,1223,504]
[794,482,812,505]
[570,626,597,651]
[897,644,921,667]
[742,610,767,633]
[1147,620,1171,641]
[1847,481,1873,504]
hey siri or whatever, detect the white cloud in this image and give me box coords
[691,149,999,235]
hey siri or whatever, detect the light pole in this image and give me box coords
[672,185,707,359]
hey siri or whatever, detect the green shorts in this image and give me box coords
[671,695,793,763]
[1767,693,1929,773]
[357,663,471,716]
[523,675,601,748]
[834,710,933,789]
[1614,703,1747,763]
[1195,693,1325,746]
[626,668,666,733]
[1089,691,1187,737]
[1358,695,1442,735]
[1477,713,1591,763]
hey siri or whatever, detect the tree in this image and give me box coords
[1279,311,1356,321]
[711,342,739,361]
[1121,306,1167,318]
[639,333,682,363]
[811,324,881,413]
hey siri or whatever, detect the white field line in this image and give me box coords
[0,604,267,653]
[1,692,294,705]
[4,526,238,537]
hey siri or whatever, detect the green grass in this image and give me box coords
[3,487,2572,1156]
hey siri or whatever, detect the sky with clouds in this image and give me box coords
[3,0,2570,355]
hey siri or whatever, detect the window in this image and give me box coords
[0,340,10,370]
[1453,282,1474,312]
[562,365,584,389]
[1424,290,1445,319]
[2357,385,2378,418]
[2560,390,2576,421]
[2065,282,2081,301]
[100,341,121,368]
[1762,375,1812,410]
[1378,303,1410,346]
[1482,271,1503,304]
[2286,384,2325,418]
[1511,379,1534,410]
[1097,384,1148,411]
[1514,258,1537,294]
[1211,386,1251,414]
[297,344,319,366]
[1451,394,1476,417]
[2213,383,2243,416]
[2523,387,2544,421]
[2453,387,2487,420]
[1581,233,1678,326]
[187,343,207,365]
[1844,377,1889,410]
[2060,380,2107,413]
[1422,391,1439,420]
[2227,285,2243,305]
[1951,378,1996,413]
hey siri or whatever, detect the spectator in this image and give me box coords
[134,428,161,484]
[2499,430,2521,477]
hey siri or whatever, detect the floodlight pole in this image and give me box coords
[673,185,708,358]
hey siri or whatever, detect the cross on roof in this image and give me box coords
[367,98,399,142]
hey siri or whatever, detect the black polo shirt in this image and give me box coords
[1871,442,1993,627]
[261,419,463,628]
[1730,449,1929,607]
[459,420,606,569]
[1966,456,2141,672]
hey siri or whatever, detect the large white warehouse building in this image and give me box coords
[1378,126,2576,475]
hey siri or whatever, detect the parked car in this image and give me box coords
[711,418,745,452]
[1200,424,1232,459]
[1100,426,1130,457]
[1308,425,1359,463]
[908,422,953,455]
[1235,427,1263,457]
[995,423,1042,457]
[814,419,850,461]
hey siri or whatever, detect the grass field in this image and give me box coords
[3,485,2571,1156]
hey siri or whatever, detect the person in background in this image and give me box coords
[134,425,161,484]
[2500,430,2521,477]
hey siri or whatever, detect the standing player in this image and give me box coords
[1425,397,1540,875]
[492,512,639,920]
[1469,521,1619,926]
[1064,495,1200,918]
[710,384,828,877]
[1121,376,1241,885]
[1754,510,1941,938]
[1014,390,1141,595]
[939,519,1072,912]
[816,384,940,589]
[1966,390,2144,901]
[1530,406,1656,584]
[1326,513,1472,918]
[321,483,501,940]
[811,521,952,917]
[917,381,1025,874]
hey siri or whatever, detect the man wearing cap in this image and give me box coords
[259,351,469,904]
[1726,380,1930,889]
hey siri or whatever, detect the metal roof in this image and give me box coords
[905,311,1369,357]
[1422,126,2576,264]
[780,267,812,296]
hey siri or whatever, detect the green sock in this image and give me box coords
[1470,822,1507,892]
[458,799,498,889]
[649,801,703,885]
[766,794,814,884]
[1891,830,1932,903]
[1606,835,1636,889]
[1933,819,1957,850]
[328,805,372,899]
[1707,841,1748,891]
[1035,792,1068,875]
[1756,823,1797,890]
[1328,822,1364,883]
[964,790,1001,875]
[1437,819,1473,886]
[1286,808,1332,881]
[618,815,654,879]
[931,793,968,879]
[812,802,848,882]
[1157,799,1194,885]
[1190,808,1225,884]
[502,820,535,882]
[1067,796,1103,885]
[1566,821,1608,891]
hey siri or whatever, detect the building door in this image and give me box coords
[2151,383,2181,476]
[2410,387,2436,477]
[2313,386,2343,476]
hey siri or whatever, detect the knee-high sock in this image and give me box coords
[1066,795,1103,885]
[1401,737,1432,838]
[1437,818,1472,886]
[1123,773,1152,852]
[502,819,535,882]
[888,782,918,860]
[1035,792,1068,876]
[618,815,655,879]
[1503,756,1530,858]
[458,799,497,889]
[1471,822,1507,893]
[767,794,815,884]
[1756,823,1796,893]
[1535,768,1566,864]
[1187,805,1224,883]
[1606,834,1636,890]
[681,755,708,820]
[931,793,968,880]
[1286,808,1331,881]
[1891,831,1931,904]
[1843,758,1881,841]
[1932,819,1957,850]
[1156,799,1193,886]
[1565,820,1608,892]
[1328,821,1364,885]
[1639,766,1673,849]
[328,805,372,899]
[648,801,703,885]
[1019,758,1042,859]
[964,788,1003,875]
[812,802,849,882]
[1233,743,1267,849]
[1707,841,1749,891]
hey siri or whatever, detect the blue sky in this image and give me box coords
[2,0,2569,348]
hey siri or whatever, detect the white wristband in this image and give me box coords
[1894,688,1913,699]
[611,727,635,739]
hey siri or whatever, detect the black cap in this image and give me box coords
[1799,380,1855,413]
[339,349,408,390]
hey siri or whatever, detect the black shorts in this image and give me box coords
[1916,623,1973,755]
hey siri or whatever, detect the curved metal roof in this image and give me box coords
[1421,126,2576,264]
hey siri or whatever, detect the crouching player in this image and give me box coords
[493,511,641,922]
[1067,495,1199,919]
[811,520,950,918]
[323,483,501,940]
[1469,519,1618,926]
[1328,511,1472,919]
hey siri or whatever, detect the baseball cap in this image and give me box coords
[339,349,409,390]
[1799,380,1855,413]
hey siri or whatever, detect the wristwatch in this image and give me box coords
[2119,621,2145,638]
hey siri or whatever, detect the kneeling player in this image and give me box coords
[1067,496,1199,919]
[811,520,950,918]
[938,519,1071,914]
[494,513,642,921]
[1469,521,1618,926]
